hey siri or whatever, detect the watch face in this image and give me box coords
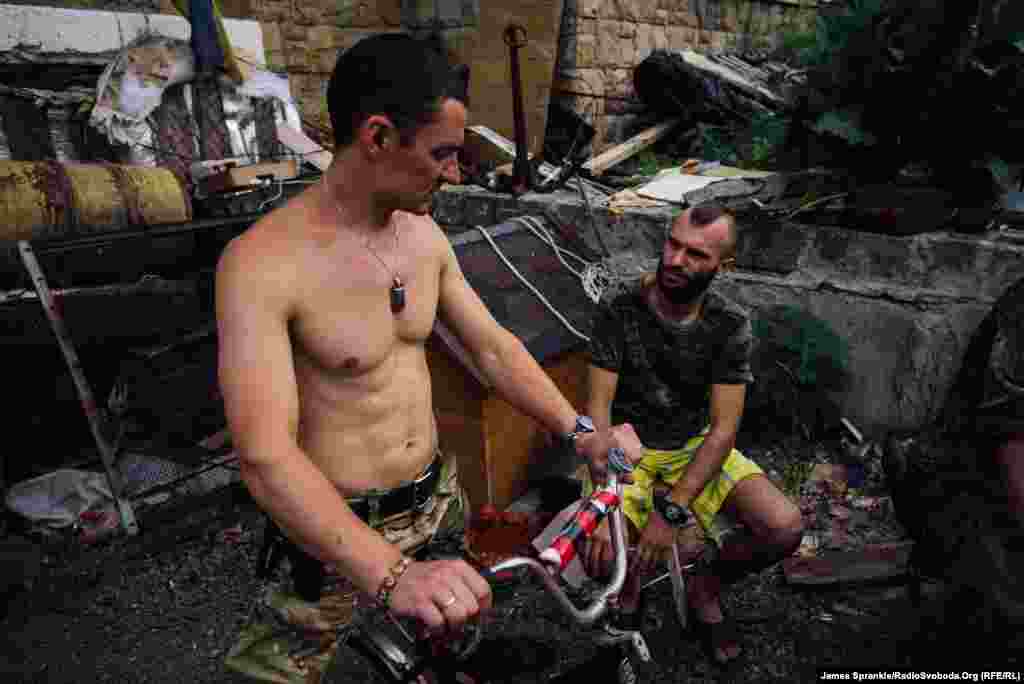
[665,505,682,522]
[577,415,595,433]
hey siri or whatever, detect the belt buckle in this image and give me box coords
[412,459,437,511]
[367,496,382,526]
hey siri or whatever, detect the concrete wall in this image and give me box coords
[432,185,1024,438]
[553,0,820,151]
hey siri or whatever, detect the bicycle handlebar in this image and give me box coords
[481,449,634,628]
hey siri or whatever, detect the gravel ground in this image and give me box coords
[0,438,1002,683]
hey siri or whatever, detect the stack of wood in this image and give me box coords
[632,48,799,127]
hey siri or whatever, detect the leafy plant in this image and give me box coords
[800,0,886,66]
[810,108,877,146]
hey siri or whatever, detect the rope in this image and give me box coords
[472,216,629,343]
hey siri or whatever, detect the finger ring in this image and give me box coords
[440,593,457,608]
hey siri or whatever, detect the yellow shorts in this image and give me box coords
[583,428,764,546]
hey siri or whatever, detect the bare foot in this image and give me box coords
[687,574,741,664]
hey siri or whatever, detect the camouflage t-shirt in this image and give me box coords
[587,280,755,450]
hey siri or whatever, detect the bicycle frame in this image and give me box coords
[484,467,630,627]
[345,449,648,683]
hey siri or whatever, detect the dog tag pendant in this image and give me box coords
[390,277,406,314]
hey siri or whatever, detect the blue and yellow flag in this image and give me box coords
[172,0,243,82]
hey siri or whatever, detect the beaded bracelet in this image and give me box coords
[376,556,412,607]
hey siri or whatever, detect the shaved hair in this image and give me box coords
[675,203,738,260]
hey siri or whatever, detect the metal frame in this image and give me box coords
[17,240,140,535]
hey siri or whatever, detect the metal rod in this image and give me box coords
[488,472,629,627]
[17,241,139,536]
[504,24,530,194]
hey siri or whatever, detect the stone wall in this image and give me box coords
[553,0,820,151]
[431,185,1024,438]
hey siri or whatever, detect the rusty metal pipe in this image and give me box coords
[503,24,530,194]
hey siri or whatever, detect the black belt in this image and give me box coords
[256,455,444,601]
[346,454,443,523]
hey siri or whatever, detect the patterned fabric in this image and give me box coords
[586,280,755,450]
[224,449,467,684]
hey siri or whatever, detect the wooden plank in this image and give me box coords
[202,159,298,194]
[464,125,556,177]
[680,49,787,107]
[582,118,681,176]
[783,541,914,586]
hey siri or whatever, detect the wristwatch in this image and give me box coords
[562,415,596,450]
[652,491,691,527]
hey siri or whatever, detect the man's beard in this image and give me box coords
[656,261,717,305]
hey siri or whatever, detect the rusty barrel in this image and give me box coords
[0,161,192,244]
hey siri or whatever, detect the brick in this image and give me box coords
[292,1,323,26]
[636,2,660,22]
[578,17,598,35]
[654,9,669,26]
[652,24,668,51]
[261,22,283,53]
[571,68,607,98]
[286,49,314,72]
[666,26,688,51]
[597,20,629,66]
[282,22,308,42]
[635,22,656,61]
[577,34,597,68]
[264,50,287,71]
[352,1,381,27]
[607,0,640,22]
[307,25,336,51]
[679,12,700,29]
[579,0,601,18]
[259,0,291,23]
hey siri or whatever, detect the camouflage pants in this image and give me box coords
[225,451,467,684]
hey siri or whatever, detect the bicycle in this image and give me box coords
[339,448,654,684]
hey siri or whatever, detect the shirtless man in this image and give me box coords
[216,33,641,682]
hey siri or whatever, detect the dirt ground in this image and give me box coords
[0,442,1017,684]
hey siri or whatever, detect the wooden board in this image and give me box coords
[783,541,914,586]
[203,159,297,194]
[482,352,586,510]
[582,119,681,176]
